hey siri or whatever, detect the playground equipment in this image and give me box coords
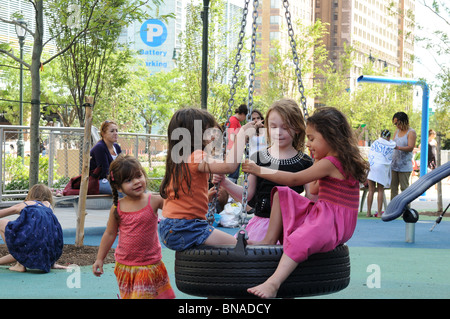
[430,202,450,232]
[357,75,450,242]
[357,75,430,180]
[173,0,350,298]
[382,161,450,242]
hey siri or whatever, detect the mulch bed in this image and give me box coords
[0,244,115,267]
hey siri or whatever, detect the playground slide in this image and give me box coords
[382,161,450,222]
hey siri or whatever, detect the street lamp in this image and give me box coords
[15,18,27,159]
[201,0,210,110]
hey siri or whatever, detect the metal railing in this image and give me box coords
[0,125,168,201]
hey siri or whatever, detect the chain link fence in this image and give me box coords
[3,125,448,203]
[0,125,168,201]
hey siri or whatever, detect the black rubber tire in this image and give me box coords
[175,240,350,298]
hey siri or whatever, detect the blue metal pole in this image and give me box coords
[357,75,429,178]
[419,82,429,179]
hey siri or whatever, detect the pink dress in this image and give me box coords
[273,156,359,264]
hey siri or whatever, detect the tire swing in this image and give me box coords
[174,0,350,298]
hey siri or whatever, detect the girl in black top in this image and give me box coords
[213,99,314,241]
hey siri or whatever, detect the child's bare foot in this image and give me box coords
[52,263,68,269]
[9,262,26,272]
[247,280,279,298]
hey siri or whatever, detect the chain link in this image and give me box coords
[283,0,309,118]
[223,0,251,146]
[238,0,259,235]
[207,0,251,225]
[209,1,305,230]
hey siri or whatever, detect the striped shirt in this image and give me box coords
[317,156,360,211]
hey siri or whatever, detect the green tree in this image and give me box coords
[260,19,329,113]
[434,69,450,142]
[176,0,248,122]
[0,53,32,125]
[0,0,167,187]
[316,45,420,143]
[46,0,170,126]
[411,1,450,147]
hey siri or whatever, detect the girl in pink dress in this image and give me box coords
[242,107,369,298]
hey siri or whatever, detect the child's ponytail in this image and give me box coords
[108,165,120,222]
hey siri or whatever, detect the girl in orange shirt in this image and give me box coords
[159,108,257,251]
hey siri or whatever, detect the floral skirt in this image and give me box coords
[114,261,175,299]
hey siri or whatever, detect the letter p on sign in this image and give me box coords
[140,19,167,47]
[147,24,163,42]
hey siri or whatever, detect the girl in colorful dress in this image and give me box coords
[159,108,257,251]
[213,99,313,241]
[242,107,369,298]
[0,184,64,273]
[92,154,175,299]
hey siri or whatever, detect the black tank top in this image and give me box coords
[248,149,313,218]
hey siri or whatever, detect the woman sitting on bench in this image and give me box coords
[90,120,122,194]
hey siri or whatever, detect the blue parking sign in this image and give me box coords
[140,19,168,47]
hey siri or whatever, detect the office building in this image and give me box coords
[255,0,315,107]
[315,0,415,93]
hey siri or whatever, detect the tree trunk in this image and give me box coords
[75,97,94,247]
[29,0,44,188]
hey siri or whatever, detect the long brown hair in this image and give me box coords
[108,154,147,221]
[160,108,219,199]
[265,98,306,152]
[307,107,369,183]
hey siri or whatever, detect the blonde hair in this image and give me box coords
[26,184,54,207]
[265,98,306,151]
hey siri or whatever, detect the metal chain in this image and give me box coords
[283,0,309,118]
[209,1,305,231]
[207,0,251,226]
[223,0,250,147]
[246,0,258,122]
[238,0,259,235]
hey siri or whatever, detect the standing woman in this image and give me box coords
[90,120,122,194]
[390,112,417,199]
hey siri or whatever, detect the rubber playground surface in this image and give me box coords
[1,217,449,300]
[1,189,449,300]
